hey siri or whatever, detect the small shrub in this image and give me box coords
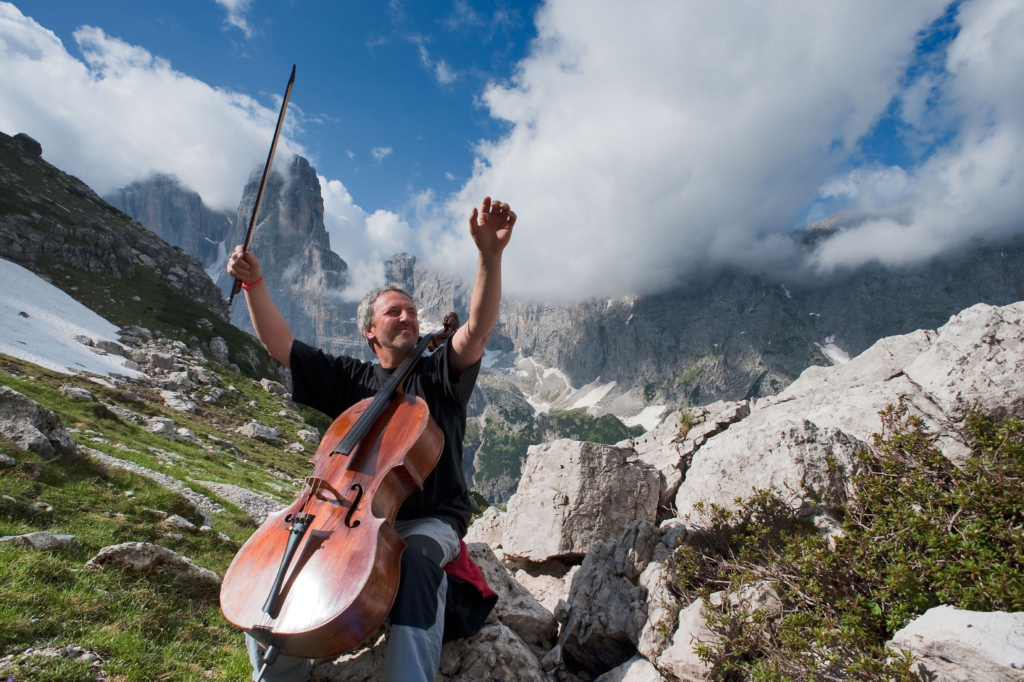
[674,405,1024,681]
[677,409,696,439]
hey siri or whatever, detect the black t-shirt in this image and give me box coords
[289,338,480,537]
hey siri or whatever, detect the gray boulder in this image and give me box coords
[467,542,558,656]
[59,384,94,402]
[504,440,659,563]
[260,378,288,396]
[0,385,77,459]
[297,427,321,444]
[209,337,230,365]
[84,541,221,587]
[158,514,196,532]
[0,531,75,550]
[888,605,1024,681]
[160,390,197,414]
[558,520,661,675]
[237,421,280,444]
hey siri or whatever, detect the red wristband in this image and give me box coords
[241,275,263,290]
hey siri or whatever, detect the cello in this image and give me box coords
[219,313,461,673]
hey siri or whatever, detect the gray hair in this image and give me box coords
[356,284,414,349]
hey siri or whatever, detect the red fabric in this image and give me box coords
[444,540,496,599]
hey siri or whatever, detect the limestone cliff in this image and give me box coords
[103,174,234,274]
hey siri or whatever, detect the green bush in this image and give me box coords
[674,404,1024,681]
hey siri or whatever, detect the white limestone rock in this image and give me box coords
[297,427,321,444]
[0,531,75,550]
[236,420,280,444]
[59,384,94,402]
[465,506,506,549]
[656,597,717,681]
[558,520,661,675]
[158,514,196,532]
[467,542,558,656]
[675,418,865,520]
[628,400,750,509]
[146,416,177,439]
[160,390,197,414]
[85,541,221,587]
[260,378,288,396]
[637,520,689,662]
[0,385,77,460]
[888,605,1024,681]
[596,655,667,682]
[504,440,659,563]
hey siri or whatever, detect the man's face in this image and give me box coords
[366,291,419,356]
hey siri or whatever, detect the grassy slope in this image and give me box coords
[0,352,324,681]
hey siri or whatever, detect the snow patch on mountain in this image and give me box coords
[623,405,667,431]
[0,259,141,377]
[816,335,851,365]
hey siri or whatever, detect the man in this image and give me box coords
[226,197,515,682]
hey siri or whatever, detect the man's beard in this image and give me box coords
[377,327,417,356]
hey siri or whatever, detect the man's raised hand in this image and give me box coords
[469,196,516,259]
[226,245,262,286]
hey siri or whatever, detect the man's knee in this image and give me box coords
[391,535,446,629]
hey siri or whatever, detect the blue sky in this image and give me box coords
[12,0,541,213]
[1,1,1022,301]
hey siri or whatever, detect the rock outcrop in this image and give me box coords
[558,521,661,674]
[503,440,659,563]
[888,605,1024,681]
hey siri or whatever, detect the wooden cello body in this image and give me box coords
[220,316,457,660]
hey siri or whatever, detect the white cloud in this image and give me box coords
[445,172,455,180]
[371,146,393,163]
[346,149,355,159]
[0,3,300,209]
[214,0,255,39]
[409,34,459,85]
[319,175,412,300]
[423,0,973,300]
[810,0,1024,271]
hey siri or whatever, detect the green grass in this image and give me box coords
[543,408,644,444]
[0,442,252,682]
[474,416,542,484]
[674,405,1024,680]
[0,349,339,680]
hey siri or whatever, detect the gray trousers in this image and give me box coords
[247,517,460,682]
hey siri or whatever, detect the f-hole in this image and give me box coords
[345,484,363,528]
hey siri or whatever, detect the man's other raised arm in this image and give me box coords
[225,246,295,368]
[450,197,516,374]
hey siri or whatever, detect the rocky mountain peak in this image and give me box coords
[216,155,364,358]
[103,174,234,273]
